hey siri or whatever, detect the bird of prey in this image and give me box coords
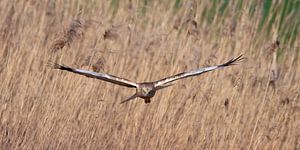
[49,55,244,104]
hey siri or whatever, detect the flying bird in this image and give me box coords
[48,55,244,104]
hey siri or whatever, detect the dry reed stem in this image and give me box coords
[50,18,85,52]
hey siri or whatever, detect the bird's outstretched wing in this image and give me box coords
[154,55,244,87]
[120,93,138,104]
[48,62,137,88]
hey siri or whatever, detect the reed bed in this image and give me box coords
[0,1,299,149]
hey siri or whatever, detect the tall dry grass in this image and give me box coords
[0,1,299,149]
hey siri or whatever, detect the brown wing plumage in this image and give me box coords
[48,62,137,88]
[154,55,244,87]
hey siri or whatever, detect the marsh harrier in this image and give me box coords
[49,55,244,104]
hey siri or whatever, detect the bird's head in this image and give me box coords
[139,83,156,97]
[141,86,152,95]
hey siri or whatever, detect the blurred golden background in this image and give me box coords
[0,0,299,149]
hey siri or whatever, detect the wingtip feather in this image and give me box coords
[46,61,63,69]
[220,54,245,67]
